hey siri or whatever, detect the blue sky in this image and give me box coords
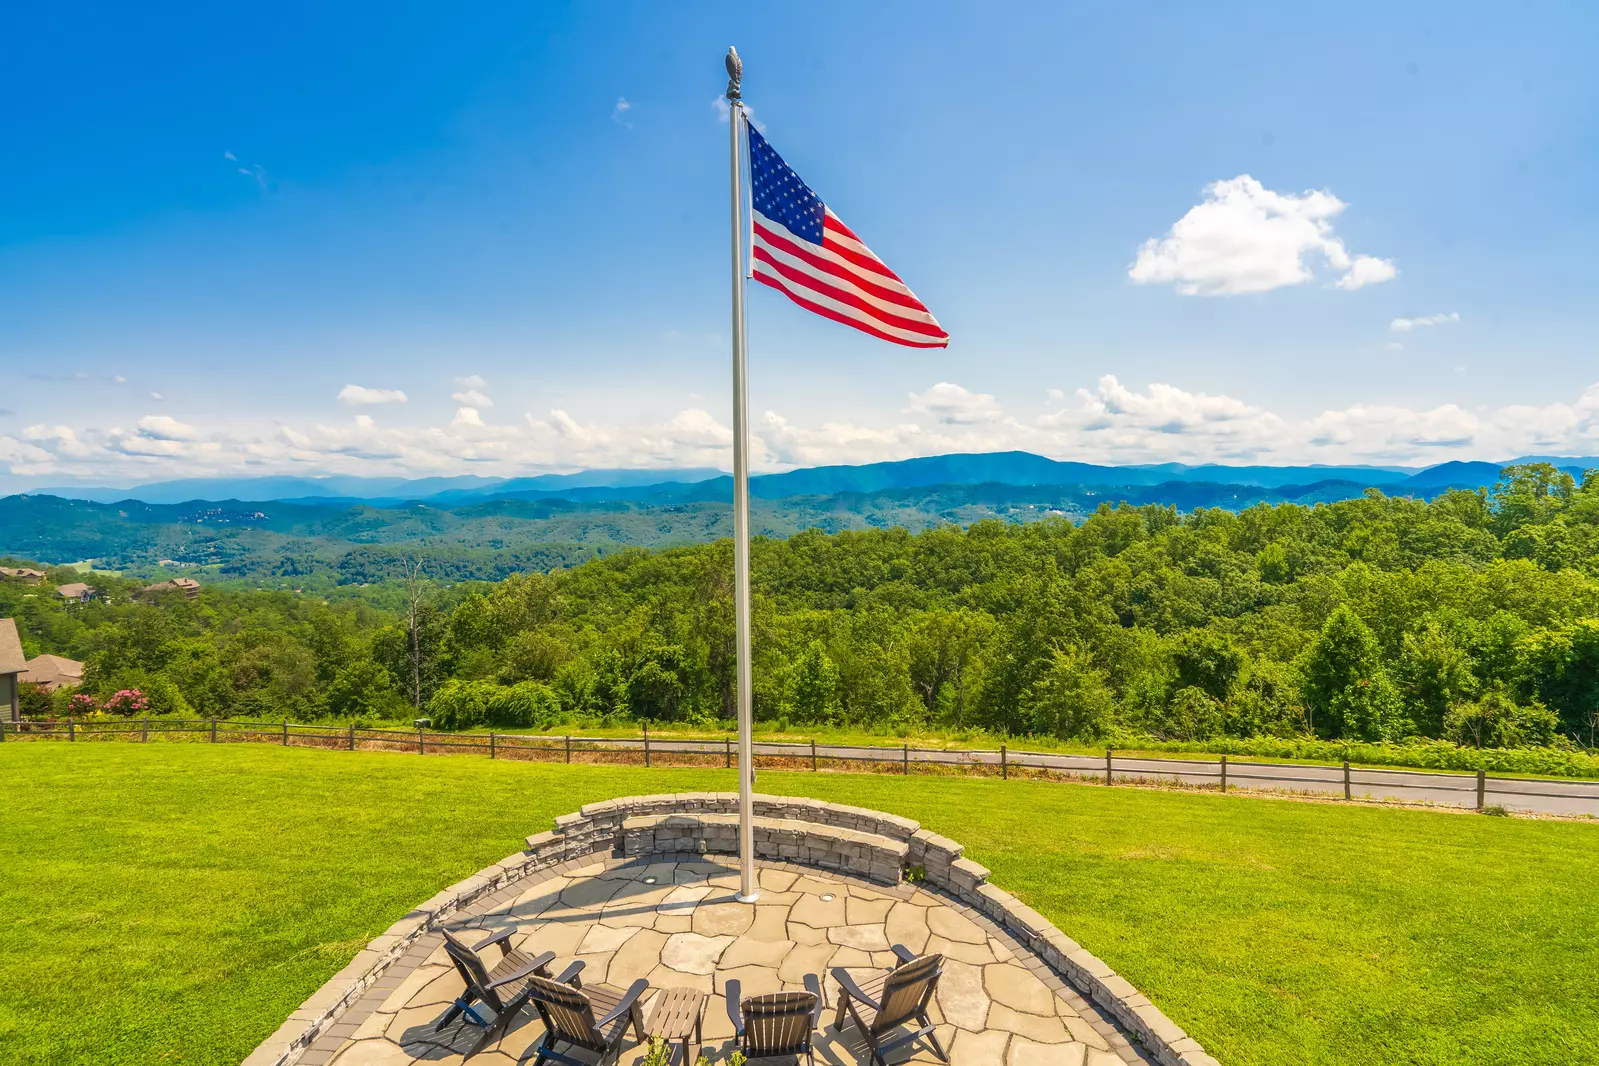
[2,1,1596,489]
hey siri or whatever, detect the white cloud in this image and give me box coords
[150,392,164,401]
[612,97,632,126]
[114,375,127,384]
[1391,312,1461,332]
[338,384,408,406]
[906,382,1003,424]
[452,389,492,408]
[13,379,1599,485]
[1130,175,1396,296]
[136,415,204,442]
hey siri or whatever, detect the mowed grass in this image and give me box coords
[0,746,1594,1066]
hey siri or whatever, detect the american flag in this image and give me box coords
[748,125,948,348]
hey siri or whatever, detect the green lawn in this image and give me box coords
[0,745,1593,1066]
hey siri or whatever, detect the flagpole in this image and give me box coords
[725,46,758,905]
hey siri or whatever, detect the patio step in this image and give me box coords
[620,811,908,884]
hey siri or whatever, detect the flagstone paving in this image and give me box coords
[305,857,1150,1066]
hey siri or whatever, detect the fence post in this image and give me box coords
[210,718,217,744]
[1220,755,1227,793]
[490,731,497,760]
[1343,760,1351,801]
[1105,747,1113,785]
[1001,744,1007,779]
[418,728,425,755]
[811,738,818,772]
[725,735,731,768]
[1476,769,1486,810]
[348,722,356,751]
[142,716,149,743]
[282,720,289,746]
[566,734,572,764]
[903,743,910,775]
[70,717,76,741]
[643,723,651,768]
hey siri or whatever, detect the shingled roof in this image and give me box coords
[0,618,25,675]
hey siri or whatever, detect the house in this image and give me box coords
[0,619,24,724]
[55,583,94,603]
[20,653,84,692]
[137,577,201,601]
[0,567,45,585]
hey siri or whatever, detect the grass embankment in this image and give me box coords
[0,745,1594,1066]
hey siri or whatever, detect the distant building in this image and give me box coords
[137,577,201,600]
[0,567,45,585]
[54,583,94,603]
[19,653,84,692]
[0,619,24,723]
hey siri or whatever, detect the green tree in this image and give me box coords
[1015,647,1115,739]
[1397,622,1476,737]
[1301,605,1410,741]
[786,641,841,724]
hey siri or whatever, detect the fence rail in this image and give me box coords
[5,716,1597,817]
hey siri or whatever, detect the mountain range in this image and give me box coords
[26,452,1596,508]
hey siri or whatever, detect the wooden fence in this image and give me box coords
[5,716,1597,817]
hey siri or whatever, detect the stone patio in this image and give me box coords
[305,856,1151,1066]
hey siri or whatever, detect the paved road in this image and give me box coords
[705,741,1599,818]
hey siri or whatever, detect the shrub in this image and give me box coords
[98,669,189,717]
[485,681,562,728]
[324,660,402,720]
[1443,689,1560,749]
[426,679,563,730]
[17,682,53,719]
[102,689,151,716]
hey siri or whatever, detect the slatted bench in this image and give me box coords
[620,812,909,884]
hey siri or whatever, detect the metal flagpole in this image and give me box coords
[726,46,758,904]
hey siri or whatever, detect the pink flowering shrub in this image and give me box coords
[67,693,99,716]
[101,689,151,716]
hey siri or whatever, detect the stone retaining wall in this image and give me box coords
[244,791,1219,1066]
[620,811,908,883]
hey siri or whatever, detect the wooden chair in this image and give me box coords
[524,973,650,1066]
[724,973,825,1065]
[832,947,947,1066]
[437,926,562,1058]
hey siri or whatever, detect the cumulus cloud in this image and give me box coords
[136,415,204,442]
[12,379,1599,485]
[612,97,632,127]
[1130,175,1396,296]
[906,382,1004,424]
[338,384,408,406]
[1391,312,1461,332]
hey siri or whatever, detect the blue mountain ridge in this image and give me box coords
[22,452,1599,508]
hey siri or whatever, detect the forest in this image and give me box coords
[6,463,1599,755]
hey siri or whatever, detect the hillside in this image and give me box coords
[0,475,1478,585]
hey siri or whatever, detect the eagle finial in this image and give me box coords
[725,46,743,102]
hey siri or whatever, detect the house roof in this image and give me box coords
[56,583,91,597]
[0,619,25,675]
[20,653,84,687]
